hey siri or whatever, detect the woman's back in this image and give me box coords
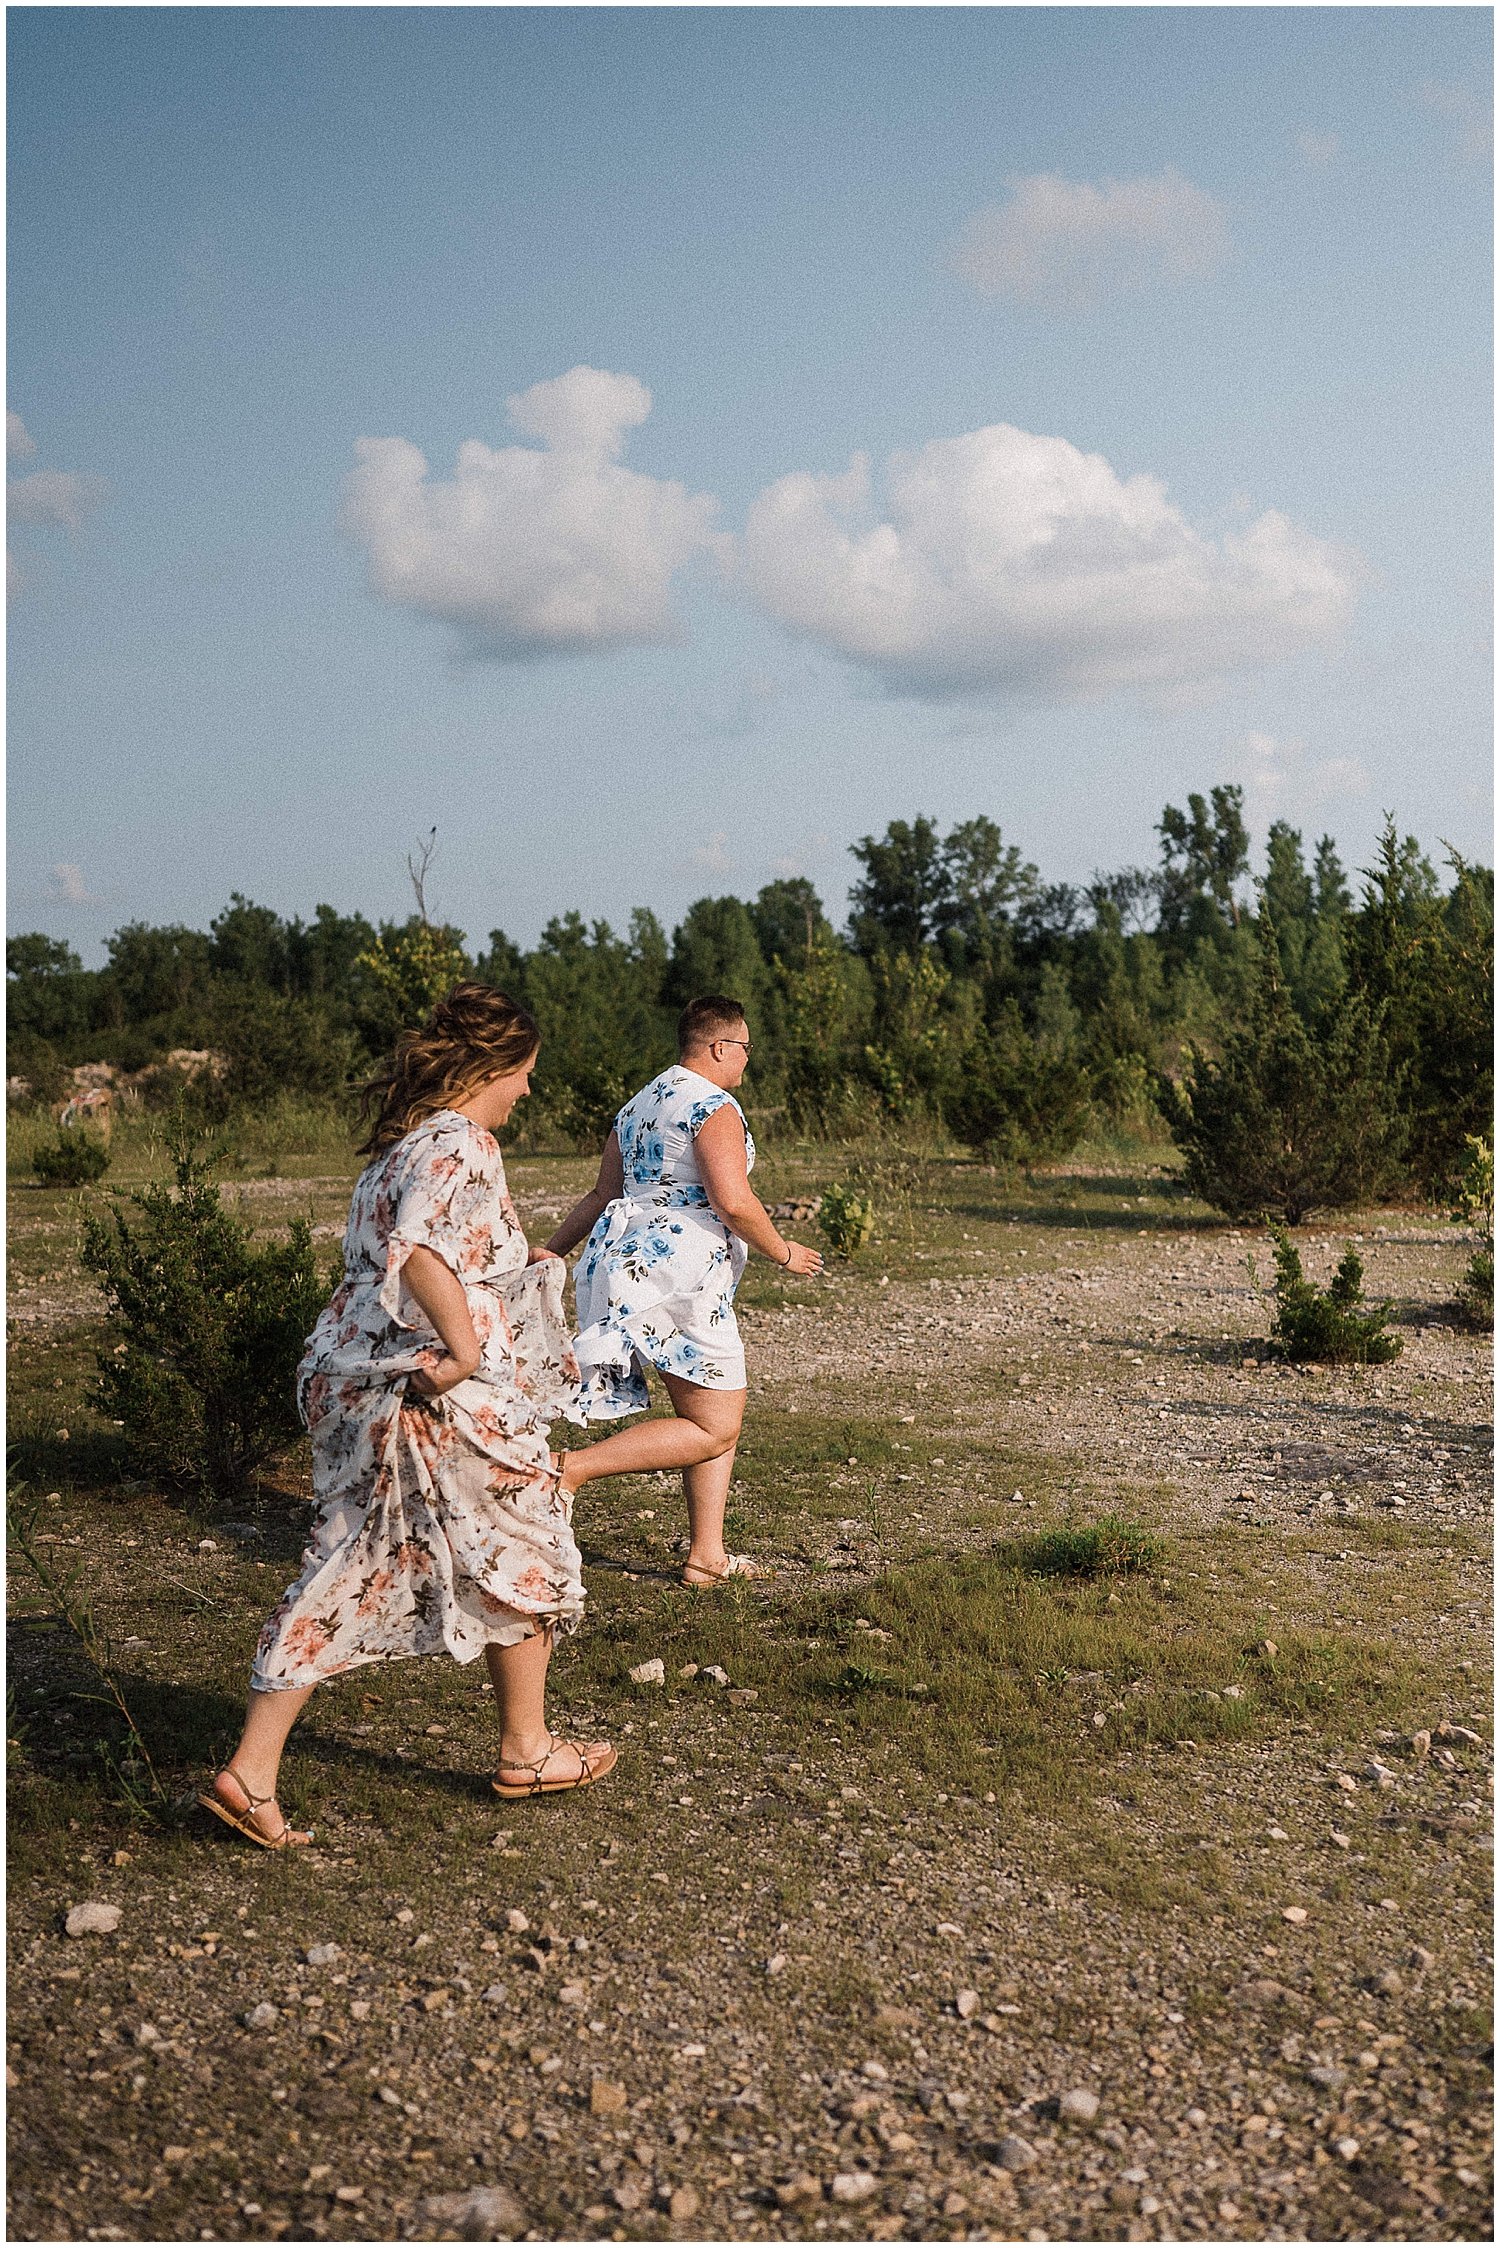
[614,1065,752,1202]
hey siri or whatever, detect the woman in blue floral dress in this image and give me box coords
[200,987,614,1851]
[546,996,821,1585]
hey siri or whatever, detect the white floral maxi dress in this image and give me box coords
[568,1065,755,1423]
[252,1111,584,1693]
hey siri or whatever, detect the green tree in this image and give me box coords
[354,917,471,1052]
[1157,784,1250,948]
[1160,911,1406,1223]
[750,877,833,965]
[847,816,947,954]
[946,1002,1091,1166]
[6,933,92,1045]
[667,897,770,1027]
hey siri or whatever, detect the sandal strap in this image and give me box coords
[217,1768,293,1841]
[496,1733,593,1792]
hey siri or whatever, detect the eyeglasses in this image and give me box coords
[713,1037,752,1053]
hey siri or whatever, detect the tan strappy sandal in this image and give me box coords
[198,1767,314,1851]
[493,1733,617,1800]
[681,1552,764,1589]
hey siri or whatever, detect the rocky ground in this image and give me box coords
[6,1146,1493,2243]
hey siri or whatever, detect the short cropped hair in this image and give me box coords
[677,994,748,1055]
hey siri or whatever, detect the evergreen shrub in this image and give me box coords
[33,1131,110,1188]
[1449,1135,1493,1329]
[80,1123,329,1501]
[1262,1229,1401,1365]
[1160,916,1405,1223]
[946,1003,1091,1167]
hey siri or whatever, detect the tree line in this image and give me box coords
[8,784,1492,1215]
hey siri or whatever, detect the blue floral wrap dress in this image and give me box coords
[568,1065,755,1422]
[252,1111,585,1692]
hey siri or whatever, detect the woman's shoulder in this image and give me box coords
[394,1109,501,1174]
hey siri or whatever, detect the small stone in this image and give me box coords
[1330,1829,1351,1850]
[1371,1967,1404,1996]
[1185,2109,1207,2127]
[197,1538,217,1552]
[64,1902,121,1938]
[349,2000,371,2020]
[558,1982,586,2007]
[955,1988,980,2019]
[1333,2136,1361,2163]
[677,1664,699,1680]
[668,2185,700,2221]
[775,2176,824,2210]
[334,2186,363,2203]
[935,1920,963,1937]
[628,1658,665,1686]
[1267,1826,1289,1841]
[1307,2065,1347,2091]
[505,1910,530,1934]
[481,1985,507,2005]
[420,2182,528,2238]
[244,2001,279,2029]
[994,2134,1037,2172]
[765,1953,788,1977]
[1222,1684,1245,1700]
[1409,1945,1437,1972]
[305,1942,342,1966]
[727,1688,759,1707]
[942,2191,970,2218]
[162,2144,189,2165]
[1255,1639,1279,1658]
[861,2059,889,2080]
[1408,1729,1432,1759]
[1363,1759,1397,1789]
[830,2172,879,2204]
[1058,2087,1100,2123]
[1281,1906,1309,1924]
[700,1665,730,1687]
[590,2078,628,2117]
[393,1906,414,1924]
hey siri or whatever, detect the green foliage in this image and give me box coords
[817,1184,876,1259]
[1160,912,1406,1223]
[945,1001,1092,1166]
[1261,1228,1402,1365]
[32,1131,110,1188]
[1009,1516,1164,1579]
[79,1123,329,1501]
[354,918,471,1049]
[1157,783,1250,947]
[1449,1135,1494,1328]
[210,982,361,1106]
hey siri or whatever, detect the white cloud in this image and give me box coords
[1420,79,1491,164]
[8,411,37,463]
[49,863,95,906]
[340,367,722,659]
[740,421,1359,705]
[1240,731,1372,824]
[1296,130,1342,166]
[949,168,1228,309]
[8,469,104,531]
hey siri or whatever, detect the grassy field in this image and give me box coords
[6,1113,1493,2243]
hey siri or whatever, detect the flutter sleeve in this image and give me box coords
[376,1123,496,1328]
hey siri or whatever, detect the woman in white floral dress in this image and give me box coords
[200,987,614,1851]
[546,996,821,1585]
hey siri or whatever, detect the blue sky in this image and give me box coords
[8,5,1492,962]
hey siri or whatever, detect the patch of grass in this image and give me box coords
[1008,1514,1164,1579]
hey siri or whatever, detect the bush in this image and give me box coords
[1159,915,1405,1223]
[946,1002,1092,1167]
[817,1184,876,1259]
[80,1123,329,1502]
[32,1131,110,1188]
[1449,1135,1493,1328]
[1261,1228,1401,1365]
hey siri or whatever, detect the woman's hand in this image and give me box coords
[526,1244,563,1266]
[779,1240,823,1277]
[409,1349,480,1399]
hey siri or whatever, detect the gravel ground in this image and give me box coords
[7,1156,1492,2244]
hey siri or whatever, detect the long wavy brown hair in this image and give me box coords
[358,983,541,1158]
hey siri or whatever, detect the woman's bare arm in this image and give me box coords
[694,1108,822,1274]
[545,1130,626,1257]
[402,1245,482,1395]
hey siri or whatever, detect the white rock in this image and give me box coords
[701,1665,731,1687]
[244,2001,279,2029]
[935,1920,963,1937]
[64,1902,121,1938]
[994,2134,1037,2171]
[305,1942,341,1966]
[420,2182,527,2239]
[1333,2136,1361,2163]
[1058,2087,1100,2123]
[765,1953,788,1977]
[1282,1906,1309,1925]
[955,1989,980,2019]
[505,1909,530,1934]
[628,1658,665,1686]
[860,2059,889,2081]
[830,2172,879,2204]
[1222,1684,1245,1700]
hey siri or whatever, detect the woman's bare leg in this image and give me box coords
[681,1439,740,1578]
[559,1377,745,1494]
[486,1628,612,1784]
[211,1683,318,1844]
